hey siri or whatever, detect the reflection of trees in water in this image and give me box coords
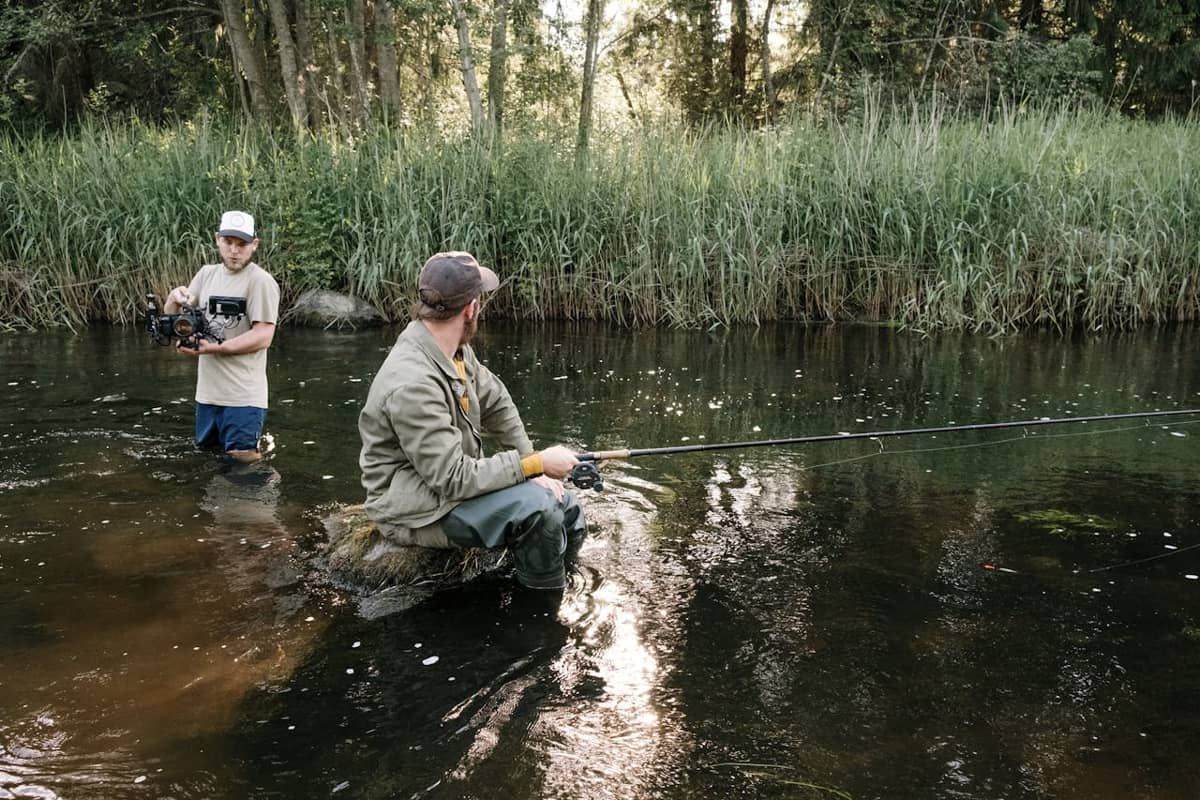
[646,445,1198,796]
[220,477,697,799]
[9,323,1200,798]
[521,323,1200,798]
[0,450,328,798]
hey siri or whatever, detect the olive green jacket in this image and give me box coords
[359,320,534,529]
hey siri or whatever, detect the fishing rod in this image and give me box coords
[566,408,1200,491]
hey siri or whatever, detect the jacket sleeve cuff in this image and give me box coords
[520,453,544,478]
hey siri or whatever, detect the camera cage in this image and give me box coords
[145,292,240,348]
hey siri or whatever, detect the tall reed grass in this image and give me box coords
[1,99,1197,332]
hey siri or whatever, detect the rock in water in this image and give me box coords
[285,290,385,328]
[321,505,508,614]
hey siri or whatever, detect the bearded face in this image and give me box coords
[459,303,479,346]
[216,235,258,272]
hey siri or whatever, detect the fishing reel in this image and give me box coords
[568,461,604,492]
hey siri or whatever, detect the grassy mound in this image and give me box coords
[322,504,508,593]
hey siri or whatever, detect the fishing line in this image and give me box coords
[569,409,1200,491]
[1088,541,1200,574]
[798,417,1200,473]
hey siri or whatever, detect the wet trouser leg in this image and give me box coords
[440,482,587,590]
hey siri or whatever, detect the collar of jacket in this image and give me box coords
[402,319,468,384]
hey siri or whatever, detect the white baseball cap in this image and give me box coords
[217,211,256,242]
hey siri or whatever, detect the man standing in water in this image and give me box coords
[358,251,586,590]
[165,211,280,463]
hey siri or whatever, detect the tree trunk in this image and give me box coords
[254,0,271,78]
[575,0,604,161]
[376,0,402,120]
[267,0,307,133]
[729,0,748,114]
[223,25,253,118]
[487,0,511,135]
[918,1,950,95]
[293,0,323,128]
[1018,0,1044,30]
[814,1,852,111]
[760,0,775,122]
[614,64,638,121]
[323,12,347,123]
[698,0,717,119]
[448,0,485,132]
[219,0,270,116]
[423,21,438,125]
[344,0,371,124]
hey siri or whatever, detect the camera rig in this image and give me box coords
[145,293,245,349]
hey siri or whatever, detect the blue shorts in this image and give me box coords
[195,403,266,452]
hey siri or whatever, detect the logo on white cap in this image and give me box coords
[218,211,255,240]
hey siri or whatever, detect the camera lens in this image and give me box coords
[173,318,195,337]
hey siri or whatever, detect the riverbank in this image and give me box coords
[2,104,1197,332]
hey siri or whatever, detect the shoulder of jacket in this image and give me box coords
[380,341,448,387]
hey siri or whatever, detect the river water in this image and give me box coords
[2,323,1200,799]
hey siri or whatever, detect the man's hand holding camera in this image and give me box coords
[164,285,195,313]
[176,336,223,356]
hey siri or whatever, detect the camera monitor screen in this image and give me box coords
[208,296,247,317]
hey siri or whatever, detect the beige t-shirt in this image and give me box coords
[187,262,280,409]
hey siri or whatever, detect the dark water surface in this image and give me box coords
[3,323,1200,800]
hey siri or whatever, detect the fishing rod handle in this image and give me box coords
[579,449,631,463]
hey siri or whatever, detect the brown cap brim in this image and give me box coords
[478,265,499,292]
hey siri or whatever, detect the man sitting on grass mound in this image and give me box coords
[358,252,586,590]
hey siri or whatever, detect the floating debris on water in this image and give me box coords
[1016,509,1121,539]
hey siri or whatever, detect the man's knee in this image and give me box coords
[509,493,570,590]
[561,491,587,554]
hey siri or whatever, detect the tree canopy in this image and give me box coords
[2,0,1198,136]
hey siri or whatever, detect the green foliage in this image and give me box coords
[991,33,1105,107]
[1,105,1198,332]
[269,144,350,291]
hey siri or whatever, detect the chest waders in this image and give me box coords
[441,482,587,590]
